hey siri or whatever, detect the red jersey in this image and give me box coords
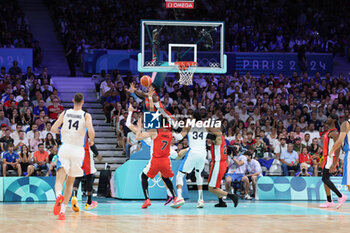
[322,128,338,169]
[82,135,96,175]
[210,135,227,162]
[152,128,172,158]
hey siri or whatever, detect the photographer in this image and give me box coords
[224,143,247,195]
[296,163,313,177]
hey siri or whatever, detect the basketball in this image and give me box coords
[140,75,152,87]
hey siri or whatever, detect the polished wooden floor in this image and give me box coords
[2,202,350,233]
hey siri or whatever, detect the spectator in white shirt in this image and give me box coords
[206,85,217,100]
[274,136,287,159]
[27,124,42,141]
[126,131,138,158]
[242,151,262,199]
[14,130,29,151]
[224,109,235,122]
[164,80,175,94]
[41,122,56,140]
[305,123,320,141]
[11,124,26,142]
[301,133,311,147]
[240,106,249,122]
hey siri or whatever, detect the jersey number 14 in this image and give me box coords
[68,119,79,130]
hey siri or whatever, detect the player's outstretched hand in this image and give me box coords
[148,85,154,98]
[125,83,136,93]
[128,104,134,112]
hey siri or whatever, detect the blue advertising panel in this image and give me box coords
[233,52,332,76]
[111,160,189,199]
[257,176,349,201]
[83,49,138,74]
[3,177,81,202]
[84,50,333,76]
[0,48,33,71]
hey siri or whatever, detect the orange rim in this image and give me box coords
[174,61,197,70]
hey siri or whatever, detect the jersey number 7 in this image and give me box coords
[161,140,168,150]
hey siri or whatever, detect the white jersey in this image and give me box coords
[187,126,208,150]
[61,109,87,147]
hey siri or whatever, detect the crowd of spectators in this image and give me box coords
[46,0,350,68]
[96,69,350,183]
[0,63,61,177]
[0,1,42,69]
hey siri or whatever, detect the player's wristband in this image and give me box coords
[90,144,99,157]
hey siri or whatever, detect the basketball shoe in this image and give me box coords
[85,201,98,211]
[53,194,64,215]
[71,196,80,212]
[141,199,151,209]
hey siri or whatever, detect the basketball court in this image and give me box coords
[3,193,350,233]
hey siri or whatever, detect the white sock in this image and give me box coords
[60,204,67,214]
[56,191,62,197]
[166,189,173,197]
[177,188,182,199]
[198,189,203,201]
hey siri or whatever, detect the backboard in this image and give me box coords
[138,20,226,74]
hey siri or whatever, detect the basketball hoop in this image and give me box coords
[174,61,197,85]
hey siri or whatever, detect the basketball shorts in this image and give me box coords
[82,149,97,176]
[143,157,174,179]
[208,160,227,188]
[179,148,206,173]
[57,144,85,177]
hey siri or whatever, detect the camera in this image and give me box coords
[228,145,240,156]
[302,168,306,173]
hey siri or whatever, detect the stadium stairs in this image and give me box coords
[52,77,127,188]
[18,0,70,75]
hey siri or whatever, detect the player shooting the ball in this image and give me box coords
[126,81,177,127]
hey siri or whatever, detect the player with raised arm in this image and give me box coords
[135,116,178,209]
[171,112,208,208]
[51,93,95,220]
[328,116,350,208]
[319,114,345,208]
[126,83,176,127]
[126,97,187,206]
[207,126,239,208]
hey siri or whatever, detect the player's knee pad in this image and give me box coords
[195,170,203,186]
[176,171,185,186]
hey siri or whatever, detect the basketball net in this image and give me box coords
[174,61,197,86]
